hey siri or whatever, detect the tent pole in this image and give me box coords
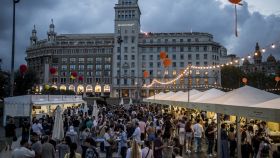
[236,115,241,158]
[217,113,221,158]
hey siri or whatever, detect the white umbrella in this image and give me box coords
[52,105,64,141]
[83,104,89,114]
[119,98,124,105]
[92,100,99,118]
[129,98,133,105]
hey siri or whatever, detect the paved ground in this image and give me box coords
[0,127,213,158]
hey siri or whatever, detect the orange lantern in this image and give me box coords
[275,76,280,82]
[228,0,243,37]
[242,77,247,84]
[159,51,167,60]
[143,70,149,78]
[163,58,172,67]
[229,0,242,4]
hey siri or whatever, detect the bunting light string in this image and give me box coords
[143,40,280,88]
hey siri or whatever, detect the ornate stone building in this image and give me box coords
[26,0,227,98]
[242,43,280,75]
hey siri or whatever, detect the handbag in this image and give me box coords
[145,149,150,158]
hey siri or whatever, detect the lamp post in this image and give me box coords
[10,0,20,96]
[117,34,123,102]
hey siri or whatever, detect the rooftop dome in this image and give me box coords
[267,54,276,63]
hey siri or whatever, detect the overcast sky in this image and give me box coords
[0,0,280,70]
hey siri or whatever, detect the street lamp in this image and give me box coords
[117,34,123,102]
[10,0,20,96]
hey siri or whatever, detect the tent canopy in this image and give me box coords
[144,86,280,122]
[203,86,279,106]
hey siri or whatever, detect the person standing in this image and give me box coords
[132,122,141,143]
[154,130,166,158]
[84,138,99,158]
[22,118,30,141]
[41,135,55,158]
[228,126,237,158]
[220,123,229,158]
[141,141,153,158]
[205,122,216,157]
[104,127,112,158]
[185,121,193,154]
[5,117,16,151]
[64,143,81,158]
[138,119,146,141]
[119,125,128,158]
[193,119,204,153]
[12,138,35,158]
[30,133,42,158]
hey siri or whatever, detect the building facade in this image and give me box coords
[26,0,227,98]
[241,43,280,75]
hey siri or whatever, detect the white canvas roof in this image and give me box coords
[203,86,279,106]
[192,88,226,102]
[176,89,201,102]
[158,91,175,100]
[147,92,164,99]
[161,91,185,100]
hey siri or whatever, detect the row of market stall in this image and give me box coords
[144,86,280,157]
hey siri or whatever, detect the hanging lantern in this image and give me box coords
[242,77,247,84]
[78,76,83,81]
[49,67,57,75]
[143,70,149,78]
[44,85,50,90]
[228,0,243,37]
[19,64,28,74]
[159,51,167,60]
[71,71,78,78]
[163,58,172,67]
[275,76,280,82]
[229,0,242,4]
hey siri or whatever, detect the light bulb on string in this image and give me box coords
[241,58,245,61]
[271,44,276,48]
[261,48,266,53]
[248,55,251,59]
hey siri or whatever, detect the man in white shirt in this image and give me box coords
[32,120,43,136]
[12,138,35,158]
[132,122,141,143]
[138,120,146,141]
[193,119,204,152]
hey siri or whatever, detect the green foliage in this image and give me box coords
[221,66,244,90]
[0,71,10,98]
[221,66,280,94]
[14,69,39,96]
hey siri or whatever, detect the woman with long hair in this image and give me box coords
[64,143,81,158]
[185,121,193,154]
[126,140,142,158]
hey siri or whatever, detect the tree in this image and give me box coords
[14,69,39,96]
[221,66,244,90]
[0,71,10,99]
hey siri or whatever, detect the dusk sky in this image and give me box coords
[0,0,280,70]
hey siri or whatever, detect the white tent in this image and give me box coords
[147,92,164,100]
[3,95,86,125]
[175,89,201,102]
[203,86,279,106]
[162,91,185,100]
[192,88,226,102]
[159,91,176,100]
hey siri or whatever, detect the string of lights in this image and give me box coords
[143,40,280,88]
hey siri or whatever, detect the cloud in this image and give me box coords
[0,0,279,70]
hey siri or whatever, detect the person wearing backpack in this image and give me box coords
[205,122,216,157]
[257,138,271,158]
[85,138,99,158]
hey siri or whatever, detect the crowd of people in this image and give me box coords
[3,103,280,158]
